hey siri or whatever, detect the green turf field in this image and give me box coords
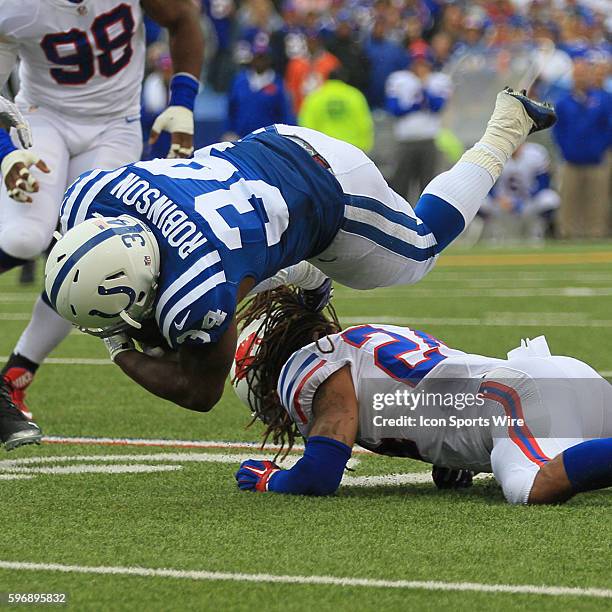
[0,243,610,611]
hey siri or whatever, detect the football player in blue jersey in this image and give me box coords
[6,89,553,445]
[0,0,204,450]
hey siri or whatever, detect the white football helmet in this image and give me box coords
[230,316,267,413]
[45,215,160,336]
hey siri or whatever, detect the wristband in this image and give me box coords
[169,73,199,111]
[0,129,17,168]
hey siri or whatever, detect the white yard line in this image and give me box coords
[0,293,38,302]
[42,435,306,452]
[41,436,372,456]
[0,560,609,599]
[0,452,359,471]
[428,271,612,280]
[0,452,284,466]
[342,472,492,487]
[0,464,181,476]
[0,356,111,365]
[338,287,612,299]
[0,453,295,470]
[342,315,612,328]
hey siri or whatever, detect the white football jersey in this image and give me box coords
[0,0,145,117]
[385,70,452,140]
[277,324,506,469]
[494,143,550,201]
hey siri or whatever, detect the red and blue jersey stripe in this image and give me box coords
[278,351,328,424]
[480,380,551,466]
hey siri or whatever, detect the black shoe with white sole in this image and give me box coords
[0,378,42,451]
[503,87,557,134]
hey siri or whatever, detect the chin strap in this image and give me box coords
[119,310,142,329]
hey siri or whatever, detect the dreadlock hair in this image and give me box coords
[236,285,341,457]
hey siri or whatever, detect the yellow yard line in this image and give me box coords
[438,251,612,267]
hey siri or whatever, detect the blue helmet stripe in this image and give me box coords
[49,224,142,309]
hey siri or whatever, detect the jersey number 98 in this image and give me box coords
[40,4,134,85]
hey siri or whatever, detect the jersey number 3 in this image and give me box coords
[40,4,134,85]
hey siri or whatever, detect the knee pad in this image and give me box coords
[0,225,52,261]
[491,446,539,505]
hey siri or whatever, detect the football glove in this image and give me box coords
[432,465,474,489]
[297,277,334,312]
[149,106,194,158]
[0,96,32,148]
[236,459,281,492]
[102,332,135,362]
[1,150,50,203]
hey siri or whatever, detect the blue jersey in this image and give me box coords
[60,128,345,348]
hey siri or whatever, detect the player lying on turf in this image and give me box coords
[1,88,556,450]
[234,288,612,505]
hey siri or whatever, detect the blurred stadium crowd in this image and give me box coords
[141,0,610,243]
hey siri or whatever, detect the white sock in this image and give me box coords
[15,296,73,364]
[250,262,327,295]
[422,161,494,227]
[460,90,534,181]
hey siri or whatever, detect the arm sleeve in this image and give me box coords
[268,435,352,495]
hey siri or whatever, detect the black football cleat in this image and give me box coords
[0,378,42,451]
[503,87,557,134]
[432,465,474,489]
[298,277,334,312]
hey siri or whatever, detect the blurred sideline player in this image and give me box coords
[0,0,203,432]
[234,288,612,505]
[480,143,560,243]
[24,89,556,454]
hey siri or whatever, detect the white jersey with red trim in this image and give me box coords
[0,0,145,117]
[277,323,500,468]
[277,326,612,486]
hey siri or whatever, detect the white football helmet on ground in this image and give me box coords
[45,215,160,336]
